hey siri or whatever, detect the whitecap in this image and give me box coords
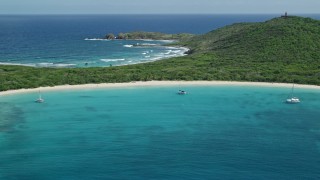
[37,62,54,66]
[140,43,159,46]
[36,63,76,67]
[171,50,182,54]
[165,46,186,50]
[84,38,109,41]
[100,58,125,62]
[164,50,172,55]
[53,64,77,67]
[139,39,153,41]
[0,62,35,67]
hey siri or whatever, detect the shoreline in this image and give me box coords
[0,81,319,96]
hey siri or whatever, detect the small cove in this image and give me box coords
[0,85,319,179]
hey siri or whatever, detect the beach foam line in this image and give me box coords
[84,38,110,41]
[35,63,76,67]
[0,62,76,68]
[140,43,159,46]
[100,58,125,62]
[0,62,35,67]
[1,81,319,96]
[53,64,77,67]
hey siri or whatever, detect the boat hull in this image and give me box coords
[286,98,300,104]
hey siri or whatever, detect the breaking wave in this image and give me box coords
[0,62,76,67]
[84,38,109,41]
[100,58,126,62]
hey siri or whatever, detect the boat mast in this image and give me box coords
[291,84,295,97]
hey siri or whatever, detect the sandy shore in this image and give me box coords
[0,81,319,96]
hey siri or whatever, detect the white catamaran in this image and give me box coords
[178,90,187,95]
[35,91,44,103]
[286,84,300,104]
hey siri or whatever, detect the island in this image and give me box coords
[104,31,194,41]
[0,15,320,91]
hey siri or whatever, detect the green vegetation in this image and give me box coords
[180,16,320,62]
[1,16,320,91]
[107,31,194,40]
[105,33,115,40]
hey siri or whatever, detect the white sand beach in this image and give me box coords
[0,81,319,96]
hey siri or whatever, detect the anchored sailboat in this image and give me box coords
[177,84,187,95]
[178,90,187,95]
[35,90,44,103]
[286,84,300,104]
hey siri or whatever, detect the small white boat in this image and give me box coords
[178,90,187,95]
[286,97,300,104]
[35,91,44,103]
[286,84,300,104]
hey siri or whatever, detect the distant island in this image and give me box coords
[104,31,194,41]
[1,15,320,91]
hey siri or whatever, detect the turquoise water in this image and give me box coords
[1,86,320,179]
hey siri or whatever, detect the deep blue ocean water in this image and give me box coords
[1,14,319,67]
[0,86,320,179]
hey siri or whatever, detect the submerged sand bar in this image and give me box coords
[0,81,319,96]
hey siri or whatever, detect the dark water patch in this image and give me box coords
[96,114,112,120]
[104,95,121,99]
[143,125,165,135]
[85,106,97,112]
[17,124,28,130]
[174,118,320,178]
[255,109,320,131]
[0,102,25,133]
[79,95,94,98]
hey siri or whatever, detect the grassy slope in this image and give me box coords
[179,16,320,84]
[183,16,320,62]
[1,16,320,91]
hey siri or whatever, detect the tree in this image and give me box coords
[105,33,115,40]
[117,33,127,39]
